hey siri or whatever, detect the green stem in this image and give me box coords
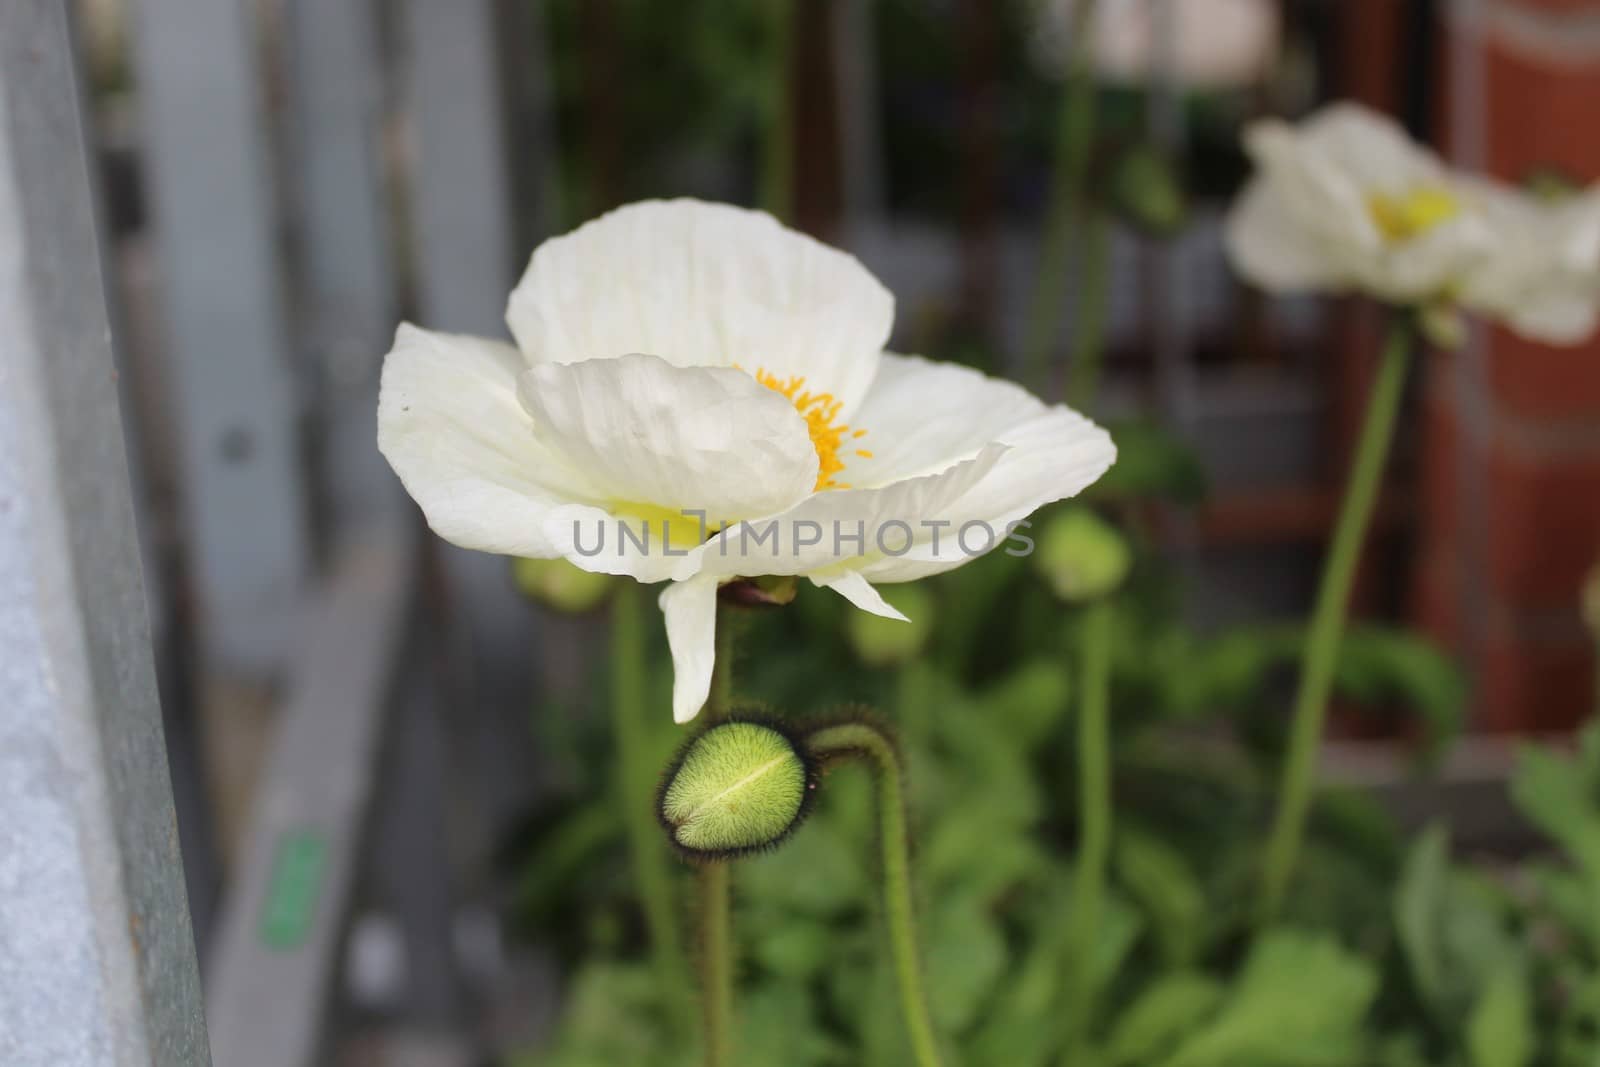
[1022,0,1100,396]
[760,0,796,220]
[1064,209,1111,411]
[1258,316,1414,922]
[610,583,692,1034]
[1061,599,1114,1060]
[699,862,733,1067]
[700,601,737,1067]
[807,722,946,1067]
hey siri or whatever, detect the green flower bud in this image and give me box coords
[657,718,814,860]
[1036,508,1131,603]
[1109,144,1187,237]
[846,584,934,667]
[511,557,613,613]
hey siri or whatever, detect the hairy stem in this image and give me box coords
[1022,0,1100,396]
[1259,316,1414,921]
[807,722,945,1067]
[1061,599,1114,1060]
[699,602,737,1066]
[610,583,691,1034]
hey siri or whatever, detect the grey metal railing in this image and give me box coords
[0,3,210,1063]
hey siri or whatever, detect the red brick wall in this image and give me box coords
[1414,0,1600,731]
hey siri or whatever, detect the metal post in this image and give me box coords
[401,0,542,826]
[128,0,311,675]
[0,4,211,1064]
[285,0,402,533]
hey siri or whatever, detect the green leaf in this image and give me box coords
[1392,831,1518,1024]
[1395,824,1451,1015]
[1159,930,1379,1067]
[1116,827,1207,967]
[975,660,1073,751]
[1467,962,1533,1067]
[1108,143,1188,236]
[739,981,845,1067]
[1086,420,1208,506]
[741,814,866,917]
[925,892,1008,1034]
[751,916,834,981]
[1511,743,1600,880]
[1105,972,1225,1067]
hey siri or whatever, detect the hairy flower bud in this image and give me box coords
[657,718,814,860]
[847,585,934,667]
[1036,508,1132,603]
[511,557,613,613]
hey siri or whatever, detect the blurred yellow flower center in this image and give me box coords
[750,368,871,490]
[1367,186,1461,242]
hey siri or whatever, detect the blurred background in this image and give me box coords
[14,0,1600,1063]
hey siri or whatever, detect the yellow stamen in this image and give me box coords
[749,368,866,491]
[1367,186,1461,242]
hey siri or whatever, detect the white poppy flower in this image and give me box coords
[378,200,1117,723]
[1225,102,1600,344]
[1033,0,1280,90]
[1225,104,1497,306]
[1456,181,1600,345]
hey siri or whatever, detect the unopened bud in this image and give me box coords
[511,557,613,614]
[1036,508,1131,603]
[847,584,934,667]
[658,718,813,860]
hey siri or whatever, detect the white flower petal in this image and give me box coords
[675,355,1115,585]
[1293,104,1445,194]
[518,353,818,523]
[1371,213,1496,303]
[506,199,893,414]
[815,571,909,621]
[1243,119,1380,253]
[661,575,720,724]
[1224,177,1343,293]
[377,324,595,558]
[845,353,1116,496]
[1460,183,1600,345]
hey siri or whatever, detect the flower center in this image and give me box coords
[749,368,871,490]
[1366,186,1461,243]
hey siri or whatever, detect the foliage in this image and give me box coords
[493,415,1554,1067]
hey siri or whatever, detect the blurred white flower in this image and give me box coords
[378,200,1116,722]
[1457,180,1600,345]
[1225,103,1600,344]
[1033,0,1280,90]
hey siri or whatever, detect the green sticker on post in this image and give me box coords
[259,829,327,950]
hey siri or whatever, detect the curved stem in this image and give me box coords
[1022,0,1100,396]
[1061,599,1113,1061]
[807,722,945,1067]
[1258,316,1414,921]
[699,603,737,1067]
[610,583,691,1034]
